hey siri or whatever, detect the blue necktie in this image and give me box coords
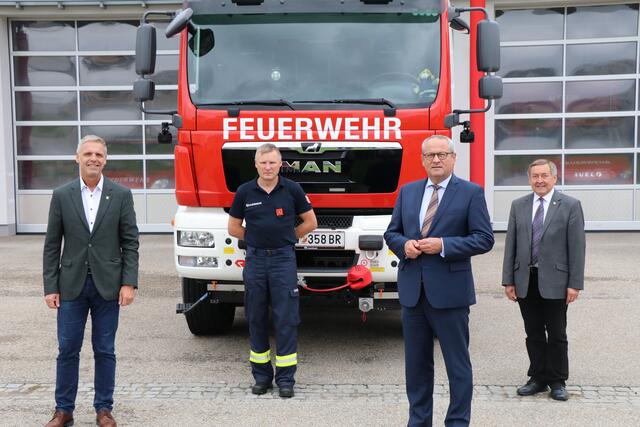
[531,197,544,265]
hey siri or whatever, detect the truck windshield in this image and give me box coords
[187,13,441,108]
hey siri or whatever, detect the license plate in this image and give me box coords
[297,231,345,248]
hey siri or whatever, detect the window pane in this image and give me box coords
[145,125,176,154]
[496,82,562,115]
[80,91,141,120]
[565,154,633,185]
[144,90,177,120]
[495,155,562,186]
[14,56,76,86]
[77,21,137,51]
[81,125,142,155]
[566,117,634,149]
[566,80,635,113]
[18,160,77,189]
[495,119,562,150]
[152,55,179,85]
[105,160,144,189]
[12,21,75,51]
[146,160,175,189]
[567,4,639,39]
[499,45,563,78]
[566,43,636,76]
[155,22,180,51]
[79,56,136,86]
[15,91,77,121]
[17,126,78,155]
[496,9,564,42]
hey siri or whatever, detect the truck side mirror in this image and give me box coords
[135,24,156,75]
[479,75,503,100]
[133,77,155,102]
[477,19,500,73]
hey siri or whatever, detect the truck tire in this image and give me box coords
[181,277,235,335]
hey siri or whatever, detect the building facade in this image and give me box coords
[1,0,639,234]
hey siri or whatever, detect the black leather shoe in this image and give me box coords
[517,379,548,396]
[549,384,569,401]
[251,383,273,395]
[278,385,294,398]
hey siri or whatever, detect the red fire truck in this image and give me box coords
[134,0,502,335]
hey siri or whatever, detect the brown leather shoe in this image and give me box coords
[45,410,74,427]
[96,409,117,427]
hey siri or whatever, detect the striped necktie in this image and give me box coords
[421,184,441,237]
[531,197,545,265]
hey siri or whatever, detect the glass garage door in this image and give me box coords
[11,19,178,232]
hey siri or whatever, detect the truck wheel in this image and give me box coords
[181,278,235,335]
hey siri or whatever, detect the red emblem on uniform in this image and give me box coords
[275,208,284,217]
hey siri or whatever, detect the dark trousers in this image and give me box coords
[518,268,568,386]
[55,275,120,414]
[243,246,299,387]
[402,289,472,427]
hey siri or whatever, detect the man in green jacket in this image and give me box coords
[43,135,139,427]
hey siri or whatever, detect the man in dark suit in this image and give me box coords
[43,135,139,427]
[502,159,585,401]
[385,135,494,427]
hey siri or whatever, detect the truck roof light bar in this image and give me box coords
[232,0,265,5]
[361,0,393,4]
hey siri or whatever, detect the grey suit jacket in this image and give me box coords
[43,177,139,301]
[501,191,585,299]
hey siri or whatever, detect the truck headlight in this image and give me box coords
[178,231,215,247]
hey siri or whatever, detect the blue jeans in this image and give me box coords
[55,276,119,414]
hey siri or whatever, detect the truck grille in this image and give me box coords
[295,215,353,229]
[295,249,357,272]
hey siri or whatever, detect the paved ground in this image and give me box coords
[1,233,639,426]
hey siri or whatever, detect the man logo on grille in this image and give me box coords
[302,142,322,153]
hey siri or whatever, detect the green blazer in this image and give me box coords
[43,177,139,301]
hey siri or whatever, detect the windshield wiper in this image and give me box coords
[199,99,295,116]
[294,98,397,116]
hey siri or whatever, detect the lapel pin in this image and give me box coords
[553,201,556,205]
[106,196,109,200]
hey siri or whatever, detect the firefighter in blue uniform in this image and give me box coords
[228,143,317,398]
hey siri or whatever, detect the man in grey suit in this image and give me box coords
[502,158,585,402]
[43,135,139,427]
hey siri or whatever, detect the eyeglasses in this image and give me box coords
[422,152,453,161]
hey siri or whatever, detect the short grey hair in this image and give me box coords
[528,158,558,177]
[254,143,281,161]
[77,135,107,155]
[421,135,456,155]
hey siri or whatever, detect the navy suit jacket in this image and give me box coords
[384,175,494,309]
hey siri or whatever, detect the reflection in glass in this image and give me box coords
[566,43,636,76]
[144,91,177,120]
[152,55,179,85]
[496,9,564,42]
[17,126,78,156]
[15,91,77,121]
[566,117,634,149]
[497,82,562,114]
[14,56,76,86]
[146,160,175,189]
[18,160,77,190]
[79,56,136,86]
[78,21,137,51]
[12,21,75,51]
[495,155,562,186]
[567,4,638,39]
[145,125,177,154]
[81,125,142,155]
[104,160,144,189]
[80,91,140,120]
[566,80,635,113]
[565,154,633,185]
[499,45,562,78]
[495,119,562,150]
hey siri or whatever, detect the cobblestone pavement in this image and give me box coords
[2,382,639,405]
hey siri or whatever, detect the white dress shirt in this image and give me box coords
[80,174,104,232]
[531,188,555,223]
[418,174,452,257]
